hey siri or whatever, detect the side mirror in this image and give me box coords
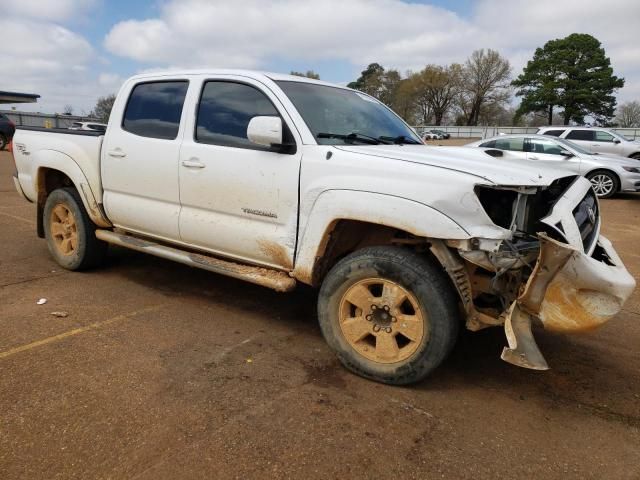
[247,116,282,147]
[613,138,621,144]
[559,149,574,158]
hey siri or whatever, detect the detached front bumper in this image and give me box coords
[502,233,636,370]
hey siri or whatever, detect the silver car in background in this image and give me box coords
[466,134,640,198]
[537,126,640,160]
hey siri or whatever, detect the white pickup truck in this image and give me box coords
[10,70,636,384]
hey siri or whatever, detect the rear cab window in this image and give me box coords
[122,81,189,140]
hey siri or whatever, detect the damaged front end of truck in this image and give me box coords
[431,175,636,370]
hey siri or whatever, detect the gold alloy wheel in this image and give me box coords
[50,204,78,256]
[338,278,426,364]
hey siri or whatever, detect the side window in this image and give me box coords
[595,131,615,142]
[566,130,594,141]
[494,137,525,152]
[528,139,564,155]
[479,140,496,148]
[543,129,565,137]
[123,81,189,140]
[196,81,280,150]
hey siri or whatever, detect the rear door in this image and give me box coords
[177,76,302,269]
[101,79,189,240]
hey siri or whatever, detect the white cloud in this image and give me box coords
[104,0,640,101]
[0,3,115,114]
[4,0,97,22]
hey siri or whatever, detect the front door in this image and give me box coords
[591,130,624,155]
[525,137,582,173]
[102,79,189,240]
[178,77,302,269]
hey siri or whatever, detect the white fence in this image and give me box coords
[1,110,97,129]
[413,125,640,140]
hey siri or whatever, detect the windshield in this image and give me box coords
[276,81,421,145]
[555,136,592,155]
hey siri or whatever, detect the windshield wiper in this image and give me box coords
[378,135,422,145]
[317,132,387,145]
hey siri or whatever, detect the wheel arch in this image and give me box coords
[293,190,469,286]
[32,151,111,237]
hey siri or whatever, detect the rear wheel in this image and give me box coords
[587,170,618,199]
[43,188,107,270]
[318,246,460,385]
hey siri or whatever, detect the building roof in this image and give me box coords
[0,90,40,104]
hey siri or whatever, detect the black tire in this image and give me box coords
[586,170,619,199]
[0,134,6,151]
[630,153,640,160]
[43,187,107,270]
[318,246,460,385]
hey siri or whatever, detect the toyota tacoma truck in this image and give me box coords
[10,70,636,384]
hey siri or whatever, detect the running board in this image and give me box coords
[95,230,296,292]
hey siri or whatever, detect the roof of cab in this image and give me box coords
[125,69,342,89]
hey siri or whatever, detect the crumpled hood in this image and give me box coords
[334,145,575,186]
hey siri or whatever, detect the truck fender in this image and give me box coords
[32,150,111,228]
[293,189,469,284]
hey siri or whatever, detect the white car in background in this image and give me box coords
[537,126,640,160]
[466,134,640,198]
[422,131,443,141]
[69,121,107,133]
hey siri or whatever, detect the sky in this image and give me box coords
[2,0,639,115]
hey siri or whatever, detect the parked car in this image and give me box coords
[422,131,442,140]
[537,126,640,159]
[430,129,450,139]
[0,112,16,150]
[69,121,107,133]
[466,134,640,198]
[10,70,635,384]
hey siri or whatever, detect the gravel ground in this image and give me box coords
[1,150,639,479]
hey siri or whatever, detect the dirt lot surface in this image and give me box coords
[1,150,639,479]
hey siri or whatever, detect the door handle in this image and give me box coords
[181,159,206,169]
[529,155,539,160]
[107,150,126,158]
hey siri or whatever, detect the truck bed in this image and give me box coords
[16,126,103,136]
[13,126,104,205]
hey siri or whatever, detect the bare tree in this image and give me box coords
[416,64,462,125]
[615,101,640,127]
[91,94,116,123]
[459,49,511,126]
[63,104,74,115]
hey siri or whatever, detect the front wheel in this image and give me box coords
[317,246,460,385]
[43,187,107,270]
[587,170,618,199]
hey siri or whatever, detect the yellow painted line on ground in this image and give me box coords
[0,304,164,360]
[0,211,35,225]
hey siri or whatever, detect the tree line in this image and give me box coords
[90,33,637,128]
[345,33,630,127]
